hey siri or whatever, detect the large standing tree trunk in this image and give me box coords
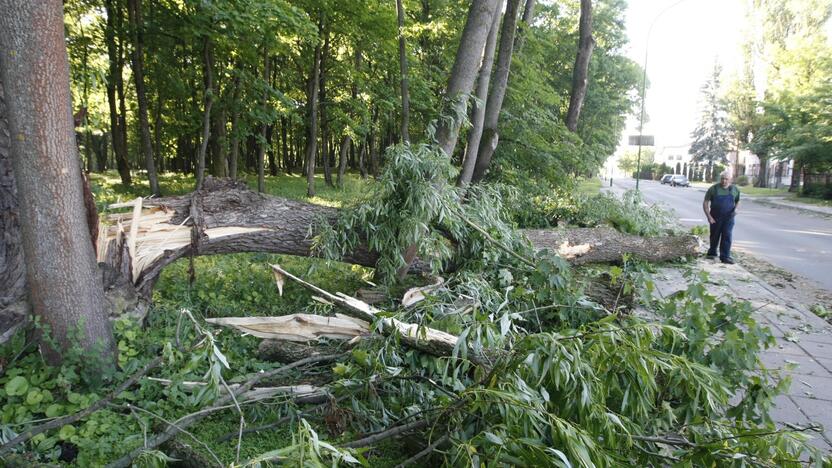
[196,38,213,190]
[565,0,595,133]
[305,31,323,198]
[336,135,351,188]
[0,0,116,365]
[458,0,503,187]
[470,0,523,183]
[104,0,131,186]
[396,0,411,143]
[127,0,161,196]
[434,0,501,158]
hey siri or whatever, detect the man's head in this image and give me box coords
[719,171,732,188]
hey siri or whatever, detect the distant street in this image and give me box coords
[606,177,832,292]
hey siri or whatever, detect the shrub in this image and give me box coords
[736,175,750,186]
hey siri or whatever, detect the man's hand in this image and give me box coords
[707,215,716,224]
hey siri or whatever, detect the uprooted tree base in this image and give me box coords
[98,177,699,298]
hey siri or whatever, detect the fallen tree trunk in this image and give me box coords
[97,178,699,297]
[525,227,700,265]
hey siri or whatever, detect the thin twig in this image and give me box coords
[342,418,429,448]
[220,376,245,464]
[0,355,164,457]
[457,212,536,268]
[395,433,449,467]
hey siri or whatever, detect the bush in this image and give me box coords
[736,175,750,186]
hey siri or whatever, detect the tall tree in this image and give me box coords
[104,0,131,186]
[0,78,25,309]
[458,0,503,187]
[565,0,595,132]
[470,0,523,182]
[258,48,271,193]
[0,0,115,365]
[196,37,214,190]
[126,0,161,195]
[434,0,502,158]
[305,20,324,198]
[396,0,411,143]
[689,63,731,180]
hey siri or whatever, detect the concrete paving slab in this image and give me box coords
[759,352,832,377]
[794,340,832,358]
[786,374,832,401]
[791,395,832,448]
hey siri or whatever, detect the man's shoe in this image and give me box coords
[720,257,735,264]
[706,253,717,259]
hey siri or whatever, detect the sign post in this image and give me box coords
[628,135,654,191]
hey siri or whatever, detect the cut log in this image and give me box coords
[257,340,331,364]
[96,178,700,297]
[146,377,327,403]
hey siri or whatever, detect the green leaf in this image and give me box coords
[58,425,75,440]
[5,376,28,396]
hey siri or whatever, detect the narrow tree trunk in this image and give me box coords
[267,125,277,176]
[788,160,801,193]
[434,0,501,158]
[458,1,503,187]
[229,73,241,180]
[116,2,130,178]
[196,38,213,190]
[470,0,523,183]
[514,0,536,52]
[0,0,115,365]
[305,36,323,197]
[210,108,228,177]
[565,0,594,133]
[320,30,333,187]
[127,0,160,196]
[396,0,411,143]
[104,0,131,186]
[258,49,271,193]
[281,117,290,175]
[153,91,164,173]
[336,135,351,188]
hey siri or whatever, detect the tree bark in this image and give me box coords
[435,0,502,158]
[458,0,503,187]
[305,32,323,198]
[127,0,160,196]
[565,0,595,133]
[0,78,25,310]
[104,0,131,186]
[470,0,523,183]
[257,49,271,193]
[336,135,351,188]
[196,38,213,191]
[396,0,411,143]
[788,160,801,193]
[0,0,116,365]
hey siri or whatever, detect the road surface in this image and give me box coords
[605,178,832,292]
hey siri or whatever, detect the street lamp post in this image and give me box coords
[635,0,689,191]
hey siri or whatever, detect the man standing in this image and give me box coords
[703,171,740,264]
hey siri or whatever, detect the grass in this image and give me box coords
[575,177,602,196]
[734,185,788,197]
[89,170,372,212]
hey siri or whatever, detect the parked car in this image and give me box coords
[670,175,690,187]
[660,174,673,184]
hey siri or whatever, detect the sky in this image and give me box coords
[619,0,746,149]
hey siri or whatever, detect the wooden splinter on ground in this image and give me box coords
[206,264,470,364]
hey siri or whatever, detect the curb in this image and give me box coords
[746,197,832,220]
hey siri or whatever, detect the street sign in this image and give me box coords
[628,135,654,146]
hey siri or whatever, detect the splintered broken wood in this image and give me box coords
[146,377,327,403]
[205,314,369,342]
[94,178,699,297]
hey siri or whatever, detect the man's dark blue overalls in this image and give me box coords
[705,182,739,263]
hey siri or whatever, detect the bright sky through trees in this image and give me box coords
[622,0,744,147]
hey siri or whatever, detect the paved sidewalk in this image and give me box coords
[652,259,832,453]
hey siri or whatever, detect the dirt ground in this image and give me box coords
[734,250,832,323]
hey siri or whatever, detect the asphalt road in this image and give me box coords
[605,177,832,292]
